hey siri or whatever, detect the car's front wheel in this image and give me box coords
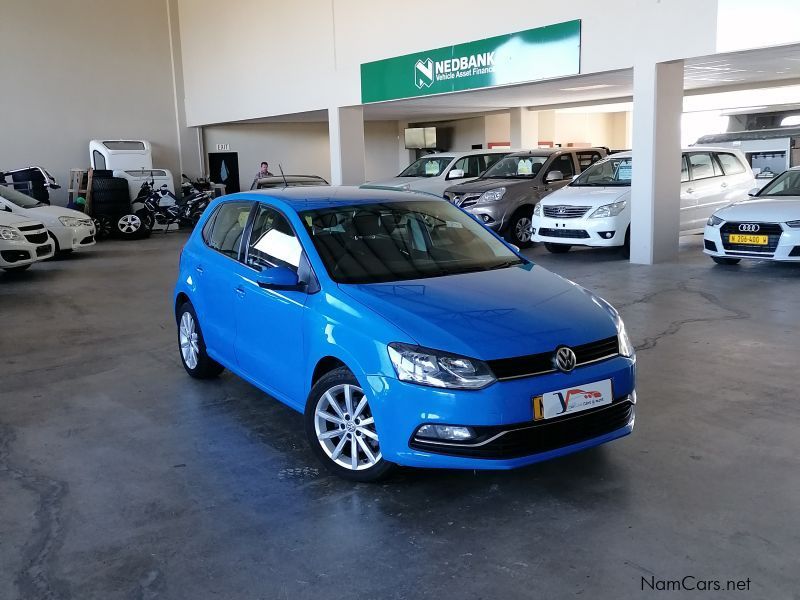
[305,367,393,482]
[505,207,534,248]
[177,302,224,378]
[712,256,741,265]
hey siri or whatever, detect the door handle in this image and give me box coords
[686,188,694,194]
[720,182,728,188]
[195,265,204,274]
[234,286,245,297]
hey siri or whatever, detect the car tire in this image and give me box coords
[93,216,113,240]
[177,302,224,379]
[47,232,61,257]
[505,207,534,248]
[115,211,151,239]
[304,367,394,482]
[620,227,631,258]
[712,256,741,265]
[544,242,571,254]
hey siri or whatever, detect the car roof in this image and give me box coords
[610,146,745,158]
[411,149,513,159]
[225,185,444,212]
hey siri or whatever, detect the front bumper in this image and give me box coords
[366,355,635,469]
[462,203,509,231]
[0,238,53,268]
[531,214,626,247]
[52,224,96,251]
[703,223,800,262]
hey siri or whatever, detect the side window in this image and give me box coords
[205,201,252,258]
[680,155,690,183]
[716,152,746,175]
[547,154,575,179]
[688,153,717,180]
[483,154,505,172]
[92,150,106,170]
[246,204,303,272]
[576,151,602,170]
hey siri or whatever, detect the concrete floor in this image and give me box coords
[1,232,798,600]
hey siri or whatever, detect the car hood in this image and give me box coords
[445,177,536,194]
[365,177,434,190]
[540,185,630,207]
[28,205,88,222]
[0,211,41,228]
[715,196,800,222]
[338,263,617,361]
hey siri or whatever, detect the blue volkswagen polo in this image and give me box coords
[174,187,636,481]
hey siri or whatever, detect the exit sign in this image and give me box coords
[216,143,230,151]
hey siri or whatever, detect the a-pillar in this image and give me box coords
[509,107,539,150]
[328,106,366,185]
[629,60,684,264]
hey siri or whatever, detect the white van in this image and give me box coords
[531,148,755,253]
[89,140,176,201]
[364,149,512,197]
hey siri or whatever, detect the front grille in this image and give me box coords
[409,399,634,459]
[17,224,43,232]
[24,232,48,245]
[36,244,52,257]
[720,222,782,253]
[538,228,590,239]
[487,336,619,381]
[448,193,482,208]
[790,246,800,257]
[543,205,590,219]
[704,239,718,252]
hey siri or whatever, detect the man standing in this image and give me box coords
[250,161,274,189]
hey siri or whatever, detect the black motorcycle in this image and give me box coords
[128,178,210,237]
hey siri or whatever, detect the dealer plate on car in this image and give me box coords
[533,379,613,421]
[728,234,768,245]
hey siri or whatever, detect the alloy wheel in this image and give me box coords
[179,312,199,369]
[118,214,142,234]
[313,383,381,471]
[515,216,533,243]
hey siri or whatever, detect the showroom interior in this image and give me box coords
[1,0,798,598]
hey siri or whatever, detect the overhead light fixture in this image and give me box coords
[559,84,616,92]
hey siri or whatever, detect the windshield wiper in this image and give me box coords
[487,260,523,270]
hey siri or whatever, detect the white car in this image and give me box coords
[0,212,54,271]
[704,167,800,264]
[365,150,511,197]
[0,185,95,253]
[531,148,755,254]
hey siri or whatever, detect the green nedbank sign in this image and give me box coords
[360,20,581,103]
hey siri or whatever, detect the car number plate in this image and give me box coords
[533,379,613,421]
[728,234,768,245]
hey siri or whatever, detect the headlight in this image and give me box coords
[387,343,496,389]
[0,226,22,241]
[533,203,541,216]
[707,214,724,227]
[616,316,635,358]
[59,216,81,227]
[589,200,627,218]
[786,219,800,228]
[477,187,506,203]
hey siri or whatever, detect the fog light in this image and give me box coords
[599,231,615,239]
[416,424,475,441]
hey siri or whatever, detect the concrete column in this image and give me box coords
[509,107,539,150]
[397,120,413,172]
[630,60,684,264]
[538,110,556,146]
[328,106,366,185]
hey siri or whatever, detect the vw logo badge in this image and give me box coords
[738,223,760,233]
[553,346,577,373]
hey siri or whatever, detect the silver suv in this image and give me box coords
[444,148,607,247]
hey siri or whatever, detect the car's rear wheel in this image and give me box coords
[305,367,393,482]
[712,256,741,265]
[544,242,571,254]
[177,302,224,379]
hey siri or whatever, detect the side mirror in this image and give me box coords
[256,266,300,290]
[545,170,564,183]
[447,169,465,180]
[747,187,760,197]
[572,174,579,181]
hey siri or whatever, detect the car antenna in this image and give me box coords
[279,164,288,187]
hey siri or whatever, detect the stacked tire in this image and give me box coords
[89,176,151,239]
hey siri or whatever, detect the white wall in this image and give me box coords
[365,121,403,180]
[0,0,191,205]
[178,0,719,126]
[485,113,511,147]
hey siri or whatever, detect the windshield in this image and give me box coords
[572,157,632,186]
[398,157,453,178]
[0,185,44,208]
[481,155,548,178]
[300,200,523,284]
[757,169,800,196]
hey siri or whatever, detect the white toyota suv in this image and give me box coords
[0,212,54,271]
[531,148,755,254]
[0,185,95,253]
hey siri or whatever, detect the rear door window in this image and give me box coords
[576,151,603,170]
[715,152,747,175]
[205,201,253,258]
[688,153,718,180]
